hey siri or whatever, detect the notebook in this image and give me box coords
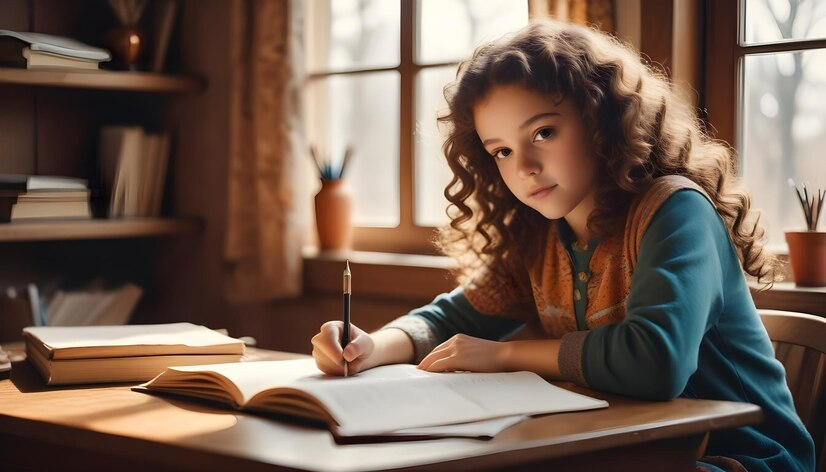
[136,358,609,441]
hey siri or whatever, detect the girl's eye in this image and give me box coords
[533,127,556,142]
[492,148,512,160]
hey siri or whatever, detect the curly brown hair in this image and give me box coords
[437,19,776,287]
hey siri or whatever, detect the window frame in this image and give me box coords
[705,0,826,161]
[704,0,826,254]
[306,0,529,254]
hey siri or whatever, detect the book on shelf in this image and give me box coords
[24,323,245,385]
[46,282,143,326]
[0,30,111,69]
[23,47,100,70]
[0,175,91,222]
[100,126,171,217]
[136,358,609,441]
[0,174,88,191]
[9,199,91,221]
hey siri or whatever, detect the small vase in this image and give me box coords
[107,24,146,70]
[785,231,826,287]
[314,179,353,251]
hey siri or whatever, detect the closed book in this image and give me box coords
[1,188,91,222]
[136,358,609,441]
[10,200,91,220]
[102,126,145,217]
[15,190,90,203]
[26,340,241,385]
[24,323,245,360]
[100,127,171,217]
[0,30,111,63]
[23,47,100,70]
[0,174,88,192]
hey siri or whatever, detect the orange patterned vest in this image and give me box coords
[464,176,710,338]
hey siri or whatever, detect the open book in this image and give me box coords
[136,358,608,440]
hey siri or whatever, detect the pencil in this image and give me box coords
[342,259,351,377]
[339,145,353,179]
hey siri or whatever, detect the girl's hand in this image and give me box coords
[417,334,510,373]
[311,321,375,376]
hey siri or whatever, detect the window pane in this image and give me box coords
[741,50,826,246]
[416,0,528,64]
[306,72,400,227]
[415,66,456,227]
[307,0,400,73]
[743,0,826,45]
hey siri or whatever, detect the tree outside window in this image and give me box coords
[709,0,826,249]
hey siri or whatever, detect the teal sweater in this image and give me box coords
[392,190,814,471]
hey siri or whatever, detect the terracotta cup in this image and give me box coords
[314,179,353,251]
[107,24,146,70]
[785,231,826,287]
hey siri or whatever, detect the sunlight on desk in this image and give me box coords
[0,364,238,440]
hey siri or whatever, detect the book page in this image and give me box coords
[165,358,326,405]
[299,369,608,436]
[165,359,428,404]
[161,359,608,437]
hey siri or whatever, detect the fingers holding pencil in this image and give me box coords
[311,321,374,376]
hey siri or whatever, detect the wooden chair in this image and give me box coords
[759,309,826,471]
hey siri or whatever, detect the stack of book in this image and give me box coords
[100,126,171,217]
[0,30,111,70]
[24,323,245,385]
[0,175,91,222]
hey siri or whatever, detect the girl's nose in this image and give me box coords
[517,150,542,178]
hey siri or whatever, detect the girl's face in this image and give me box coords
[473,84,599,221]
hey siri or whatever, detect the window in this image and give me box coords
[305,0,528,253]
[706,0,826,250]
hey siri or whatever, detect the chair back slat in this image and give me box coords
[759,309,826,472]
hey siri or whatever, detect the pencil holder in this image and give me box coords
[314,179,353,251]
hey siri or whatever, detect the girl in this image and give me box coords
[311,19,814,471]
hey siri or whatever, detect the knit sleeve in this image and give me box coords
[559,190,727,399]
[382,287,524,363]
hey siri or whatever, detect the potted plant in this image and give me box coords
[785,179,826,287]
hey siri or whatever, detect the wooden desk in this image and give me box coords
[0,349,762,471]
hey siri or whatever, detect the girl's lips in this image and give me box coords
[529,185,557,199]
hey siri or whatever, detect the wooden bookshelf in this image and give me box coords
[0,68,203,93]
[0,1,228,325]
[0,218,203,242]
